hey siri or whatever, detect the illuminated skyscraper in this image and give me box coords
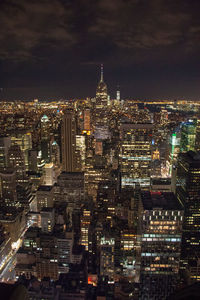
[83,108,91,132]
[0,136,11,169]
[94,64,109,127]
[195,118,200,151]
[176,151,200,279]
[11,132,32,171]
[40,114,51,163]
[96,64,108,108]
[120,123,153,189]
[180,120,197,152]
[139,191,183,299]
[0,170,18,207]
[8,144,26,184]
[61,109,77,172]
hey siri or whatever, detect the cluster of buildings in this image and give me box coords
[0,66,200,299]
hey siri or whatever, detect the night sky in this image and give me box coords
[1,0,200,100]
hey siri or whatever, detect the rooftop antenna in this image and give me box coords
[100,64,104,82]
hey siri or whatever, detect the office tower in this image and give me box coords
[95,140,103,155]
[0,170,18,207]
[139,191,183,300]
[28,149,38,172]
[11,132,32,171]
[8,144,26,184]
[41,207,55,233]
[40,114,51,163]
[195,119,200,151]
[61,109,80,172]
[169,132,181,162]
[83,108,91,132]
[180,120,197,152]
[100,235,115,282]
[0,136,11,169]
[51,140,60,167]
[43,163,55,185]
[36,235,58,280]
[56,231,73,274]
[75,135,86,171]
[36,185,54,211]
[116,89,120,101]
[128,188,140,229]
[176,151,200,279]
[120,229,138,280]
[120,123,153,189]
[55,172,85,219]
[80,208,91,251]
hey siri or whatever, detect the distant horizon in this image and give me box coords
[0,86,200,102]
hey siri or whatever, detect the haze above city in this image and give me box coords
[0,0,200,100]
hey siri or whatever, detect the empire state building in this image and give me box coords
[94,65,109,129]
[96,64,108,110]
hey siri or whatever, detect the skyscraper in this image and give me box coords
[8,144,26,184]
[195,119,200,151]
[94,65,109,128]
[61,109,77,172]
[0,136,11,169]
[180,120,197,153]
[120,123,153,189]
[176,151,200,278]
[139,191,183,299]
[96,64,108,109]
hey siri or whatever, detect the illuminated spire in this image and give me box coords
[100,64,104,82]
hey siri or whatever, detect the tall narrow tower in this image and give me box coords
[61,109,77,172]
[94,64,108,127]
[96,64,108,105]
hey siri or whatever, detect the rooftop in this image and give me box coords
[141,191,183,210]
[37,185,53,192]
[178,151,200,167]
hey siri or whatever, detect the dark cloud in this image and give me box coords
[0,0,200,62]
[0,0,200,99]
[0,0,75,61]
[89,0,191,49]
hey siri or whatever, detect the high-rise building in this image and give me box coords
[0,136,11,169]
[28,149,38,172]
[120,123,153,189]
[83,108,91,132]
[96,64,108,109]
[36,185,54,212]
[0,170,18,207]
[100,235,115,282]
[180,120,197,152]
[76,135,86,171]
[40,114,51,163]
[80,208,91,251]
[54,172,85,220]
[61,109,80,172]
[41,207,55,233]
[11,132,32,171]
[56,231,73,274]
[195,119,200,151]
[8,144,26,184]
[139,191,183,300]
[176,151,200,279]
[94,65,109,128]
[51,140,60,167]
[43,163,55,186]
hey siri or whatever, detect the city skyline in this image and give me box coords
[0,0,200,100]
